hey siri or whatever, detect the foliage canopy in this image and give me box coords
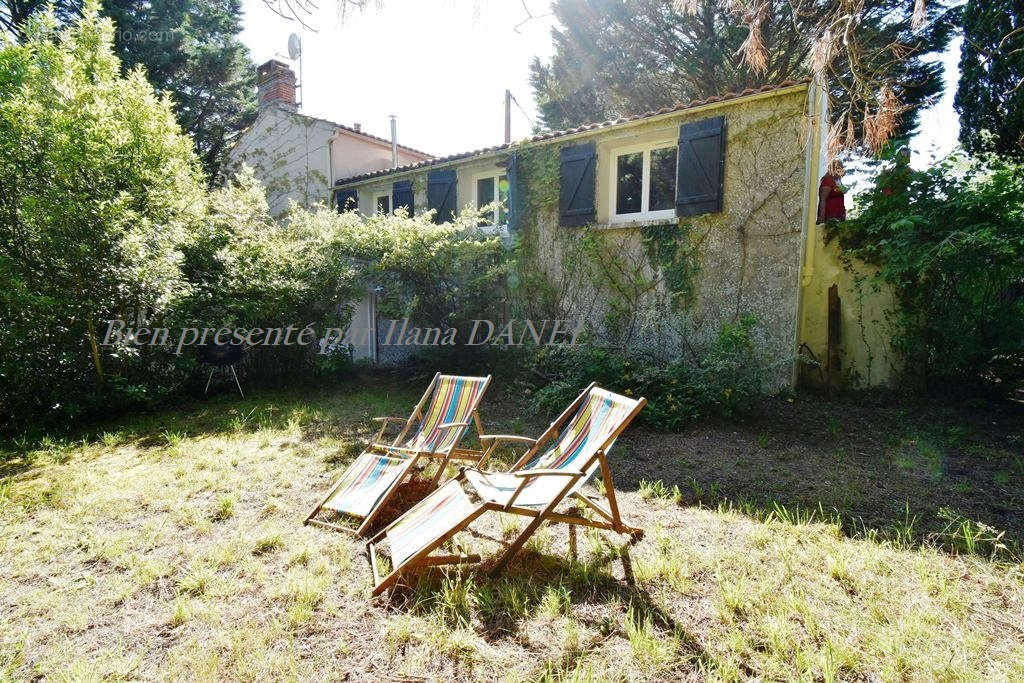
[955,0,1024,159]
[530,0,954,153]
[827,156,1024,393]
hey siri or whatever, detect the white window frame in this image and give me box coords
[608,140,677,224]
[470,171,509,231]
[374,192,392,216]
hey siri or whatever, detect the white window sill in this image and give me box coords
[475,224,509,237]
[600,214,680,230]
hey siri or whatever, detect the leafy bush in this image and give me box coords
[827,155,1024,394]
[0,5,206,430]
[175,171,363,383]
[330,206,507,333]
[530,315,765,430]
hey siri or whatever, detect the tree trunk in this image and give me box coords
[86,317,104,388]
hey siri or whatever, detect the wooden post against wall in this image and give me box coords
[826,284,842,388]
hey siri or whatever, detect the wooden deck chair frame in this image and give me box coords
[366,383,646,596]
[304,372,492,536]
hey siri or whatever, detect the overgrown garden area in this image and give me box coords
[1,378,1022,680]
[2,3,1024,681]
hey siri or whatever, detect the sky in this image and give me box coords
[239,0,961,164]
[240,0,559,156]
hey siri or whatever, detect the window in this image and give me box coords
[336,189,358,213]
[473,173,509,228]
[375,193,391,215]
[609,142,677,222]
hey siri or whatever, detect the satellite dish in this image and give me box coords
[287,33,302,60]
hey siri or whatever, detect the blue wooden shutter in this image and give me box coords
[676,116,726,217]
[336,188,358,213]
[392,180,414,216]
[427,169,457,223]
[559,142,597,227]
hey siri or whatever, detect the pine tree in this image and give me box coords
[102,0,257,179]
[530,0,953,147]
[955,0,1024,158]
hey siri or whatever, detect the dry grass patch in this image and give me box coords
[1,384,1022,680]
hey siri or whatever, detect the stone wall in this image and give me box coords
[516,87,812,390]
[340,85,850,390]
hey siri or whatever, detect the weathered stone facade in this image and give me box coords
[335,83,897,389]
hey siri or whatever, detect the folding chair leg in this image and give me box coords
[429,453,453,486]
[304,475,348,526]
[230,365,244,398]
[205,368,215,394]
[488,514,548,577]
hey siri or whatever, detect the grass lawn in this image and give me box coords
[1,376,1023,681]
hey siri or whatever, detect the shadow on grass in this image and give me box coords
[602,394,1024,557]
[0,376,420,477]
[384,531,717,674]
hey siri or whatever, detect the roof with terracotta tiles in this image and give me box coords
[297,110,434,159]
[332,79,810,187]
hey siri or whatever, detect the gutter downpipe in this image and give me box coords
[792,80,828,387]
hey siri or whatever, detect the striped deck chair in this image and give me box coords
[367,383,645,595]
[305,372,491,536]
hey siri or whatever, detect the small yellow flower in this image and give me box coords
[723,388,733,398]
[624,388,633,396]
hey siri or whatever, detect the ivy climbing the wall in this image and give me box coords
[826,154,1024,395]
[641,222,700,311]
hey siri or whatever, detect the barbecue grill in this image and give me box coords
[198,342,245,397]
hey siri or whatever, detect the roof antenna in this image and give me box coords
[287,33,303,109]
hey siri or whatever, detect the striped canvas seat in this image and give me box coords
[321,452,409,518]
[305,373,491,536]
[392,375,489,454]
[465,387,635,508]
[386,479,477,568]
[366,383,646,596]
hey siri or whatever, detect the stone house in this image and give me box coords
[329,80,896,389]
[225,60,433,217]
[224,60,435,361]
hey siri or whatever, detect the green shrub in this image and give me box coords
[0,5,206,430]
[330,205,508,333]
[828,155,1024,394]
[530,315,765,430]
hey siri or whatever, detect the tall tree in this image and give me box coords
[955,0,1024,158]
[1,0,257,177]
[0,2,206,426]
[1,0,79,38]
[531,0,954,154]
[102,0,257,178]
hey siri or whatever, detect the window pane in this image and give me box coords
[616,153,643,215]
[476,177,495,226]
[498,174,509,225]
[649,147,677,212]
[376,195,390,215]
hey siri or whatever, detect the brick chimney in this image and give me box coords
[256,59,297,112]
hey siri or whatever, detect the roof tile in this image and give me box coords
[333,78,810,187]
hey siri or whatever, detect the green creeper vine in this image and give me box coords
[641,222,700,311]
[507,145,562,320]
[506,142,703,338]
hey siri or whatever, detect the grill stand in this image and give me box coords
[205,364,244,398]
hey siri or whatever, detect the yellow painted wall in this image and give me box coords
[797,226,900,387]
[794,85,899,388]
